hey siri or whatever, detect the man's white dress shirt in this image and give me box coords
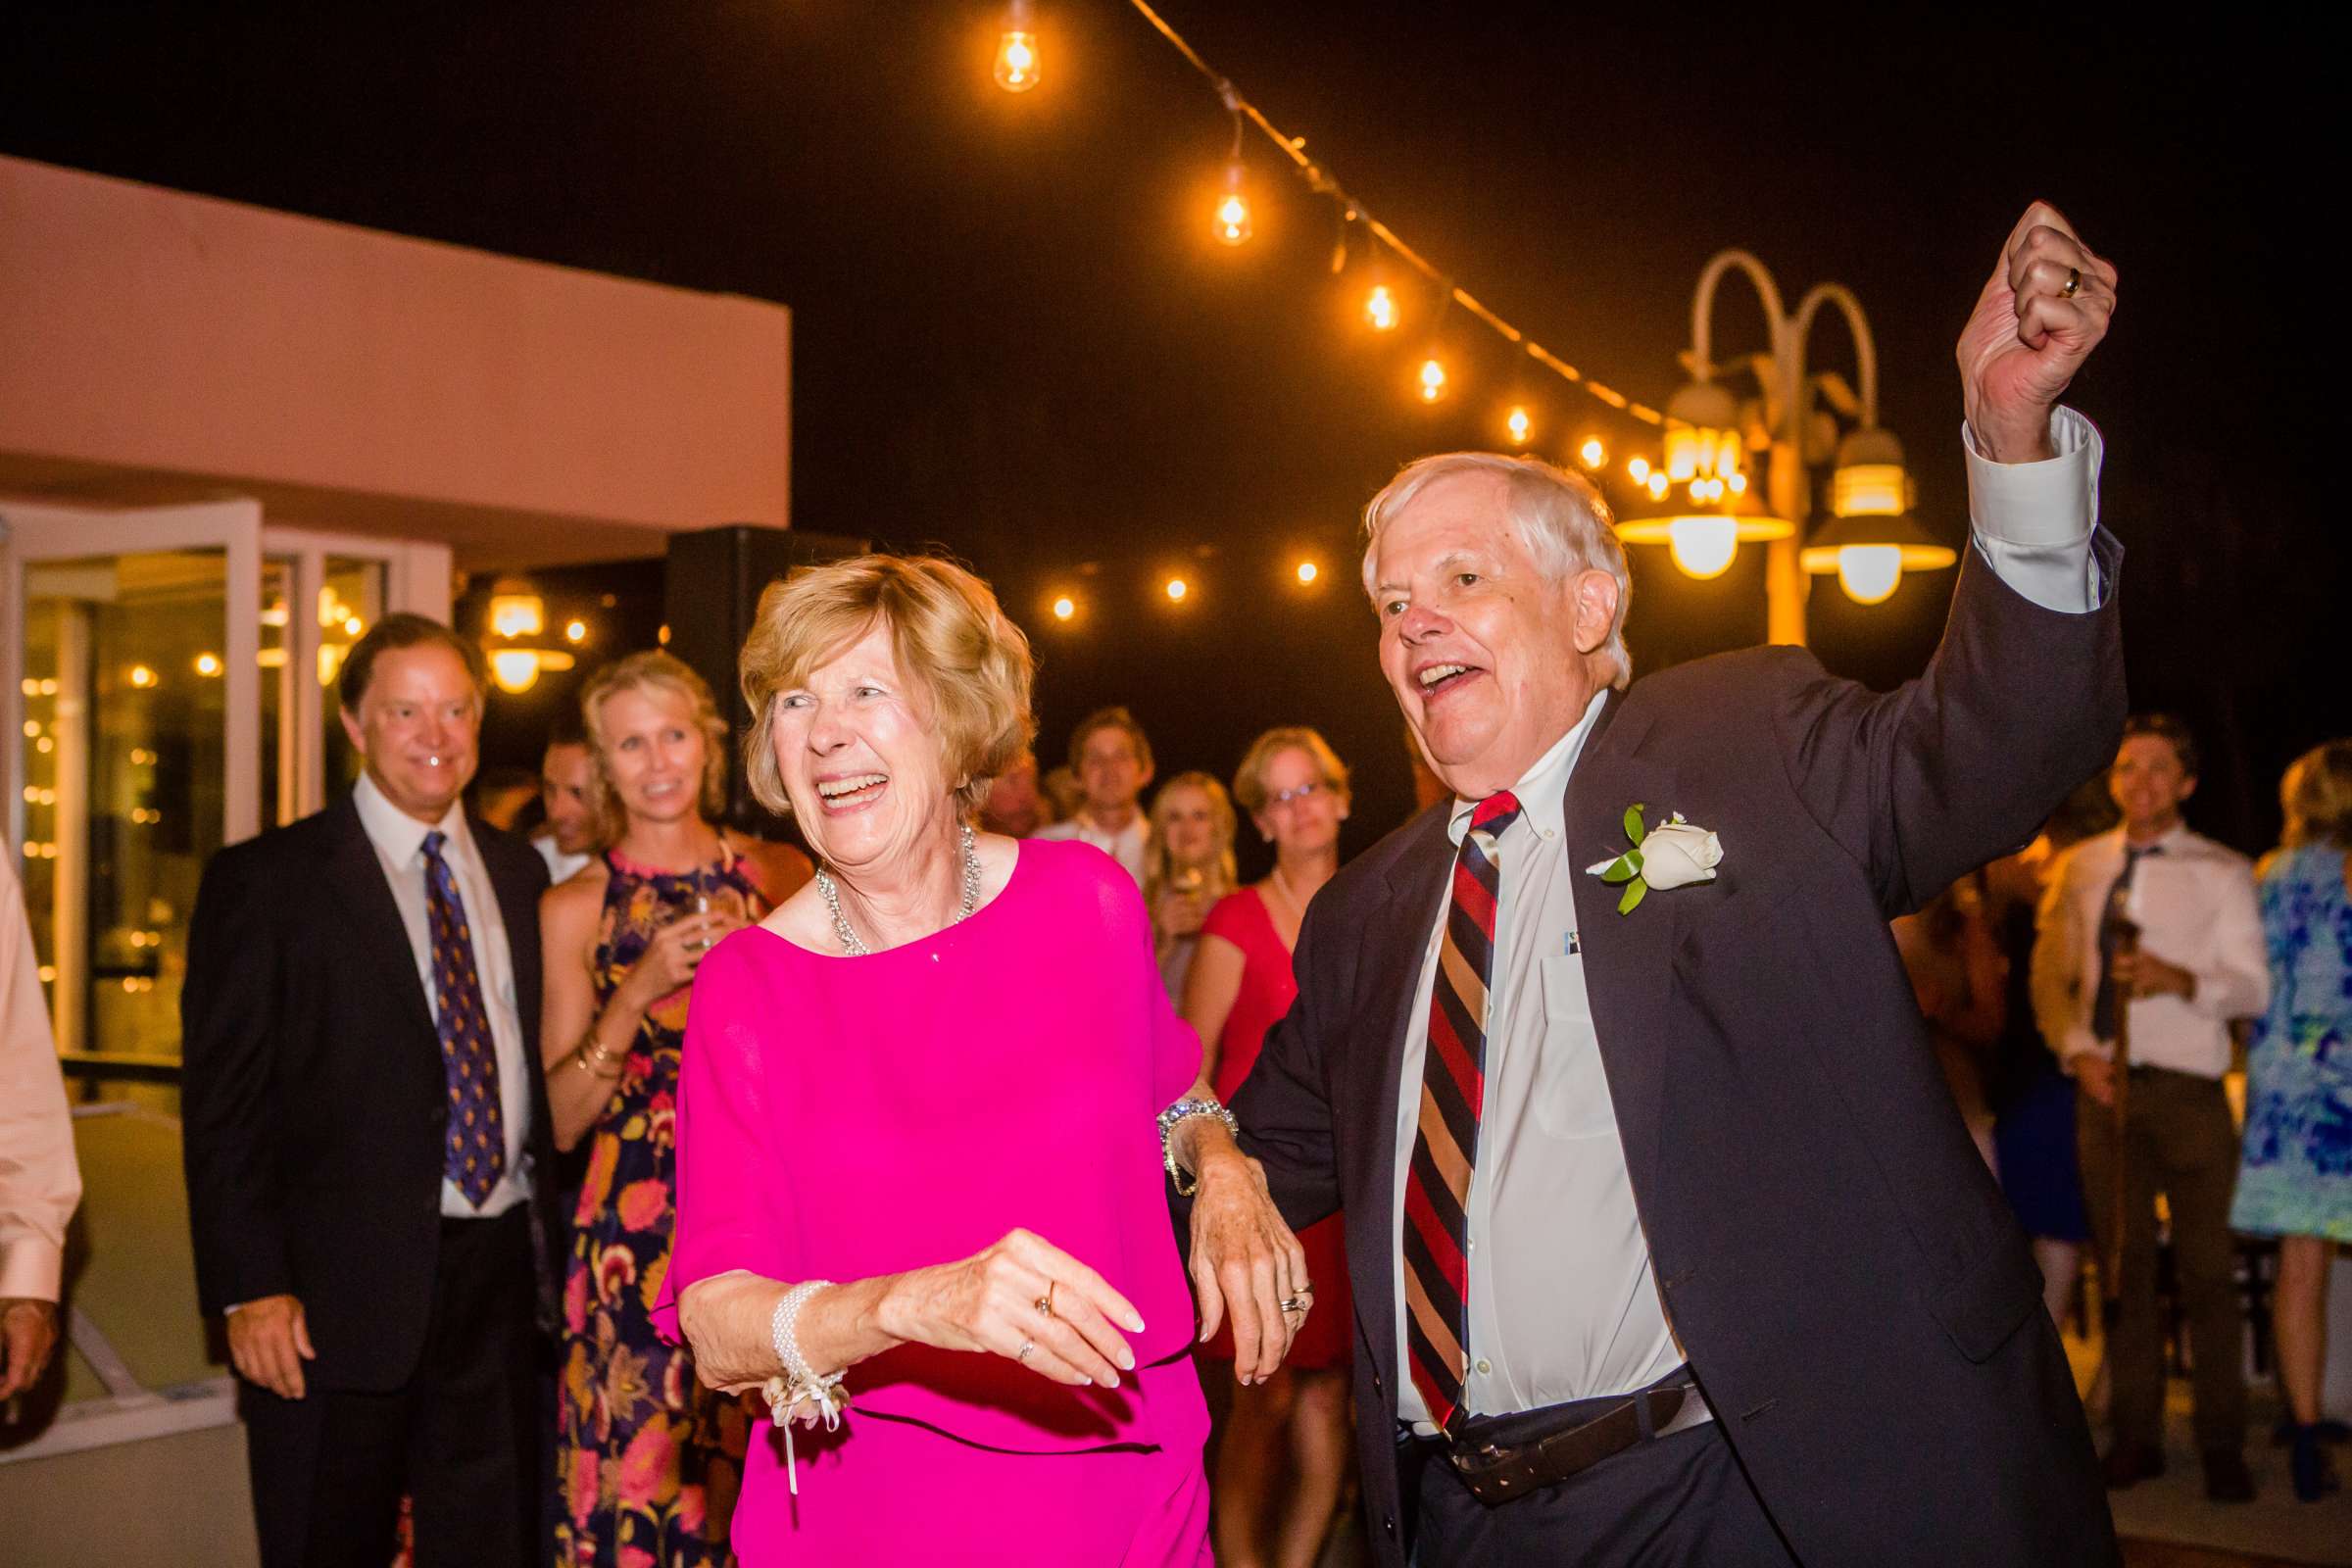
[354,775,534,1218]
[1393,411,2108,1430]
[533,833,593,888]
[2031,823,2269,1079]
[1036,812,1151,886]
[1,856,79,1301]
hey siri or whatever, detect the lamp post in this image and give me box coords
[1626,251,1949,647]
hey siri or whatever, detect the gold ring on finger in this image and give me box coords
[2061,267,2082,299]
[1035,1282,1056,1319]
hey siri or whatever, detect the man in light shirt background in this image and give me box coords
[1036,705,1154,883]
[2034,711,2269,1500]
[532,714,598,886]
[0,854,79,1404]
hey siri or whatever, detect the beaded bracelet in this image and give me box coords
[762,1280,847,1496]
[1156,1096,1240,1198]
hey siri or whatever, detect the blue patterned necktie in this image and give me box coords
[422,829,506,1206]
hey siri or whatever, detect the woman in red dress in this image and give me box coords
[1181,726,1354,1568]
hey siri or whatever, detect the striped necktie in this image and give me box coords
[1403,789,1521,1435]
[422,829,506,1206]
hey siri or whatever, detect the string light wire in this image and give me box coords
[1124,0,1667,430]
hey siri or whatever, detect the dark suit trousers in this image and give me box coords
[2076,1068,2247,1452]
[1410,1420,1797,1566]
[241,1210,540,1568]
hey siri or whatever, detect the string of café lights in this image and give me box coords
[990,0,1717,625]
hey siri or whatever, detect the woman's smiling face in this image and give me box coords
[767,620,956,871]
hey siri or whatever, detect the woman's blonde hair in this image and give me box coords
[740,555,1035,817]
[2280,739,2352,849]
[579,652,730,846]
[1144,771,1239,917]
[1233,725,1351,818]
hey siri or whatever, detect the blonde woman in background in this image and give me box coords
[2232,739,2352,1501]
[1145,771,1238,1003]
[538,651,809,1567]
[1182,727,1355,1568]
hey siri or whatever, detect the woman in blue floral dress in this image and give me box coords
[539,653,809,1564]
[2231,740,2352,1501]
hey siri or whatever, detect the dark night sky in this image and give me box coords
[3,3,2335,861]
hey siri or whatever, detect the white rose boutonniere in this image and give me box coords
[1585,806,1723,914]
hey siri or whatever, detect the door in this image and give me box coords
[2,500,262,1076]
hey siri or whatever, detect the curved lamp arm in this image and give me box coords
[1790,281,1878,428]
[1690,249,1789,392]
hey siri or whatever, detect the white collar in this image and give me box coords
[354,771,470,866]
[1446,687,1611,847]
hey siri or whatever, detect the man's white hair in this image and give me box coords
[1359,452,1634,689]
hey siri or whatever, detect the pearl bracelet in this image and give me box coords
[763,1280,847,1496]
[1156,1096,1240,1198]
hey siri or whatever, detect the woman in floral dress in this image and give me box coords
[540,653,809,1565]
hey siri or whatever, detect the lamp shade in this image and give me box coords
[1798,512,1958,605]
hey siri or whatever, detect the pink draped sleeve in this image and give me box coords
[651,935,787,1345]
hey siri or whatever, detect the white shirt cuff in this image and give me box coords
[0,1234,64,1301]
[1962,406,2104,613]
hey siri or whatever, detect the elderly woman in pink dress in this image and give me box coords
[656,555,1308,1565]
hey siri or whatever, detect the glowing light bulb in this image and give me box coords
[993,29,1041,93]
[1727,472,1748,496]
[490,649,544,694]
[1627,457,1650,483]
[1505,406,1533,446]
[1296,561,1319,585]
[1417,357,1447,403]
[1052,596,1076,621]
[128,664,157,689]
[1213,163,1251,246]
[195,652,222,677]
[1580,439,1605,469]
[1364,284,1399,332]
[565,619,588,644]
[1836,546,1905,605]
[1165,577,1189,603]
[1667,516,1740,580]
[1645,470,1670,501]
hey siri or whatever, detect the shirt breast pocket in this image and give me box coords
[1532,955,1619,1140]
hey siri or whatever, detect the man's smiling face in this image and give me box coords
[1371,470,1613,801]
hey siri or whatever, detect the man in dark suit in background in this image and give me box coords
[1175,204,2125,1564]
[183,613,558,1568]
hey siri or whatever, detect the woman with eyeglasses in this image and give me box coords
[1180,726,1356,1568]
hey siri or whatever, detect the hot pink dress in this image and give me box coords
[655,839,1211,1565]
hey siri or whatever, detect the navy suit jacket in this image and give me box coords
[181,793,560,1392]
[1232,543,2125,1566]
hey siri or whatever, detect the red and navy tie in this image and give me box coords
[422,830,506,1206]
[1403,789,1521,1435]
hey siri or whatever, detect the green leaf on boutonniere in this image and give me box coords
[1617,878,1648,915]
[1623,805,1647,845]
[1599,852,1641,885]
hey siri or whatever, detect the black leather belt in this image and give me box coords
[1419,1365,1703,1507]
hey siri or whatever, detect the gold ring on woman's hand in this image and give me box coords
[1035,1281,1056,1319]
[2061,267,2082,299]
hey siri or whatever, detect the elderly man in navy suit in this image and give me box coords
[1169,205,2124,1564]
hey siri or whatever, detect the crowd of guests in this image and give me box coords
[1895,717,2352,1505]
[4,572,2346,1560]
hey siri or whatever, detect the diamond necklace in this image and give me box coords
[816,821,982,956]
